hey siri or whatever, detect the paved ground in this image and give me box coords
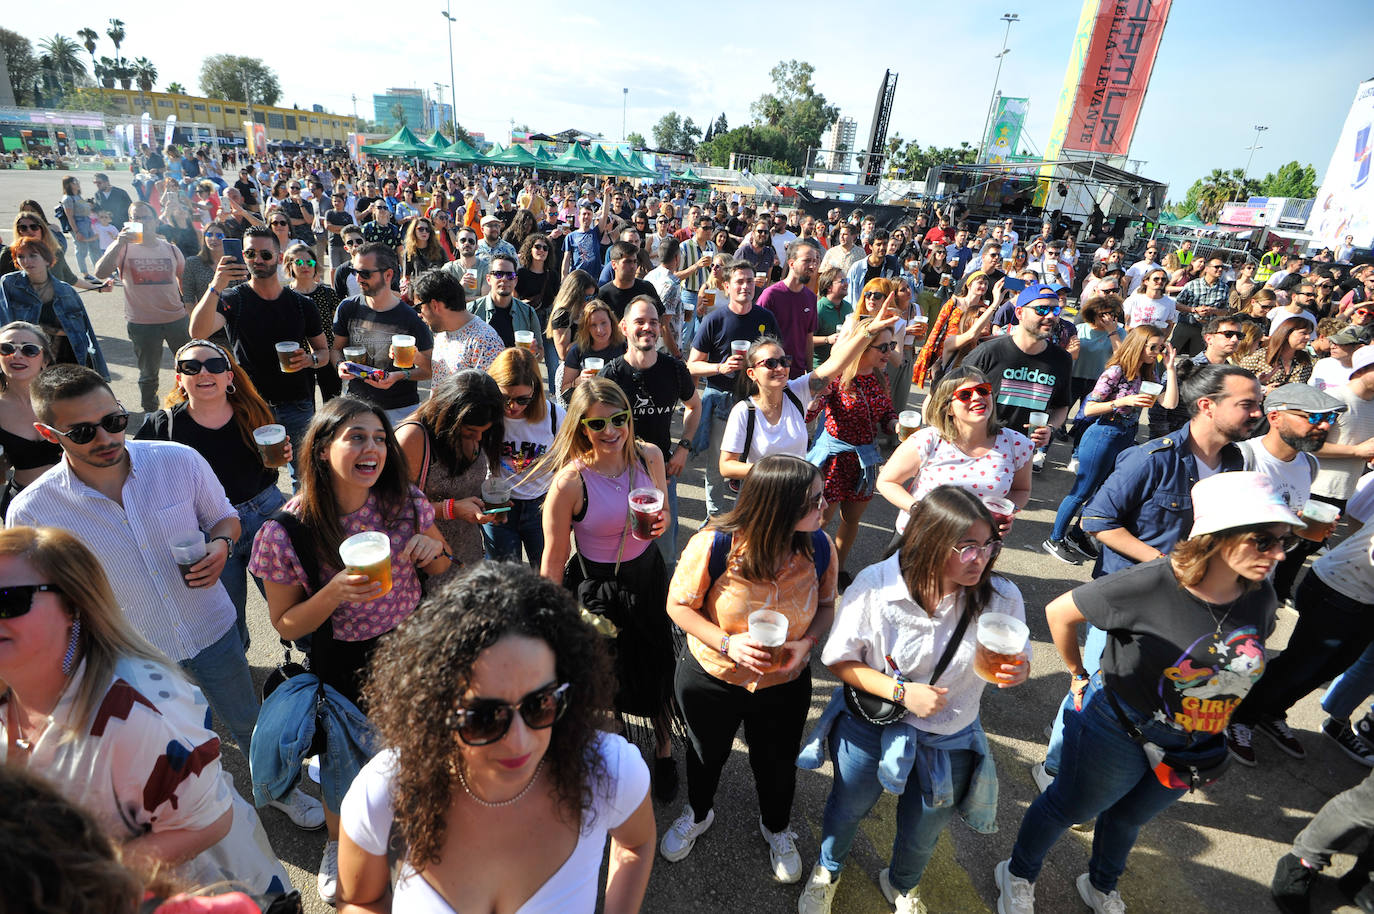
[5,168,1371,913]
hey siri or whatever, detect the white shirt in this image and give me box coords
[1312,385,1374,500]
[7,441,238,661]
[501,403,565,500]
[721,374,814,463]
[1242,436,1314,512]
[1124,292,1178,330]
[1309,357,1355,393]
[1124,259,1162,294]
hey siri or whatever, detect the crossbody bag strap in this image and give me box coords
[928,606,975,686]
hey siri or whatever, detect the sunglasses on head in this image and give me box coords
[0,342,42,358]
[754,355,792,370]
[177,356,230,375]
[870,341,899,354]
[41,409,129,445]
[448,681,571,746]
[953,382,993,403]
[0,583,62,619]
[580,410,631,432]
[1292,410,1340,425]
[1246,530,1299,554]
[951,537,1002,564]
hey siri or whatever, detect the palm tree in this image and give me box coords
[106,18,125,67]
[39,35,86,89]
[115,63,135,92]
[76,27,99,69]
[390,102,407,128]
[1194,167,1256,223]
[133,57,157,92]
[95,56,116,88]
[166,81,185,94]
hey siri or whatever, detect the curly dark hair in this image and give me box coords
[362,562,616,868]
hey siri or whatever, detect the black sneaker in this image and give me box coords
[653,757,679,804]
[1042,538,1082,565]
[1355,712,1374,753]
[1258,717,1307,759]
[1271,853,1317,914]
[1066,527,1100,560]
[1323,717,1374,767]
[1227,722,1258,766]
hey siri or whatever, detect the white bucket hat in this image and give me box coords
[1189,471,1304,538]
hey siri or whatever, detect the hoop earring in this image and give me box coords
[225,383,236,394]
[62,615,81,676]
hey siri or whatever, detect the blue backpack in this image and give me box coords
[705,528,830,590]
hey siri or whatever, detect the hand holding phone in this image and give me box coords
[222,237,244,263]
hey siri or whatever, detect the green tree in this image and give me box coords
[444,121,474,145]
[713,112,728,136]
[390,103,407,128]
[626,131,646,148]
[199,54,281,105]
[1179,168,1258,223]
[651,111,702,153]
[166,81,186,94]
[39,35,87,89]
[696,125,793,173]
[76,27,99,68]
[105,18,125,66]
[1256,160,1318,199]
[748,60,838,168]
[57,87,119,114]
[0,29,39,106]
[132,57,156,93]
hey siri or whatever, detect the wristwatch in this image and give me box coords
[210,534,235,552]
[676,437,693,455]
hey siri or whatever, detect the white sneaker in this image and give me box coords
[268,787,325,830]
[1076,873,1126,913]
[761,818,803,883]
[995,859,1035,914]
[660,806,714,862]
[797,865,839,914]
[317,839,339,905]
[1032,451,1047,472]
[880,867,928,914]
[1031,761,1054,793]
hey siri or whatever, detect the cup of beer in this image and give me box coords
[982,495,1018,530]
[275,341,302,372]
[909,313,929,340]
[343,345,368,366]
[462,268,478,289]
[1028,410,1050,433]
[974,612,1029,684]
[127,221,143,244]
[252,424,290,468]
[1138,381,1163,407]
[699,288,717,312]
[628,487,664,540]
[169,533,207,587]
[391,334,417,370]
[1297,500,1340,543]
[480,476,514,511]
[755,270,768,288]
[747,609,789,672]
[514,330,538,353]
[897,410,922,442]
[339,531,392,601]
[582,356,604,375]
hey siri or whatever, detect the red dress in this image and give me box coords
[809,372,896,503]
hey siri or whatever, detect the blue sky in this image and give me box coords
[13,1,1373,199]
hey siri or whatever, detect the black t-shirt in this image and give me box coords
[332,296,434,410]
[355,196,378,224]
[1075,559,1277,734]
[691,303,782,392]
[280,199,316,244]
[325,210,354,255]
[216,284,322,403]
[597,279,662,319]
[221,215,251,241]
[135,403,278,504]
[602,354,695,455]
[516,267,557,319]
[961,333,1073,433]
[234,179,259,209]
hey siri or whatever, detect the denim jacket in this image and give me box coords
[250,672,378,811]
[806,428,882,497]
[798,687,1000,834]
[469,293,542,339]
[0,271,110,378]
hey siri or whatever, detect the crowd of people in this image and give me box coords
[2,146,1374,914]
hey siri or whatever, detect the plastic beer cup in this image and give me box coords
[275,341,302,372]
[339,531,392,600]
[1138,381,1163,406]
[974,612,1029,684]
[252,424,289,468]
[127,221,143,244]
[747,609,789,671]
[1298,500,1340,543]
[582,357,604,375]
[480,476,514,510]
[628,487,664,540]
[898,410,922,442]
[343,345,368,366]
[169,534,207,587]
[982,495,1017,530]
[514,330,537,353]
[391,334,417,369]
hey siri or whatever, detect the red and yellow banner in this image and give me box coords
[1060,0,1172,155]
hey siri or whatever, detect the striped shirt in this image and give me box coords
[7,441,238,662]
[680,239,716,292]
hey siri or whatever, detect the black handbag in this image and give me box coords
[843,606,973,725]
[1104,689,1230,792]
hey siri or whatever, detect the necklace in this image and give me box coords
[457,757,545,808]
[588,462,629,490]
[1189,588,1242,638]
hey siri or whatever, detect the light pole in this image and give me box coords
[978,12,1019,163]
[622,88,629,142]
[440,5,458,141]
[1240,124,1268,191]
[434,83,448,134]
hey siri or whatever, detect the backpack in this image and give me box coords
[1235,439,1318,483]
[705,528,830,592]
[728,388,805,493]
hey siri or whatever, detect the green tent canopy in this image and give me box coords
[673,167,709,186]
[546,143,611,175]
[432,139,484,164]
[491,144,541,166]
[424,130,450,149]
[359,126,433,158]
[589,145,624,175]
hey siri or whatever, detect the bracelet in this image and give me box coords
[720,634,731,657]
[804,634,819,652]
[442,498,456,521]
[892,681,907,703]
[1072,672,1090,681]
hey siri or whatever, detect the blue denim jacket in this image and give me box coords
[0,271,110,378]
[250,672,378,811]
[807,428,882,497]
[798,687,1000,834]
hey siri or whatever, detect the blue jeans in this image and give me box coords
[178,624,260,755]
[1324,641,1374,721]
[542,338,560,394]
[1010,674,1191,894]
[818,711,975,894]
[222,484,287,651]
[694,385,735,517]
[1050,421,1135,542]
[1044,624,1107,775]
[680,290,699,354]
[269,398,315,490]
[655,474,680,573]
[481,494,545,567]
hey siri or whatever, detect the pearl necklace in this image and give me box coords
[457,758,545,808]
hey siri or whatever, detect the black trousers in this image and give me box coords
[674,653,811,833]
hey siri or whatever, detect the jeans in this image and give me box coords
[1292,768,1374,869]
[1232,573,1374,727]
[1067,377,1097,457]
[1044,624,1107,775]
[680,290,699,355]
[654,475,680,573]
[1050,421,1135,542]
[1010,674,1191,893]
[694,385,735,517]
[817,711,975,894]
[222,484,287,651]
[1323,641,1374,722]
[542,338,560,394]
[72,237,101,274]
[178,624,260,755]
[673,653,811,832]
[269,397,315,489]
[481,494,545,567]
[127,317,192,412]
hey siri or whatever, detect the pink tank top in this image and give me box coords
[573,459,654,563]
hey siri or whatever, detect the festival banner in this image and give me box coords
[985,96,1029,165]
[1306,78,1374,250]
[163,115,176,151]
[140,112,151,148]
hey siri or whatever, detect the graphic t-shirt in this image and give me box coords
[601,355,695,455]
[1124,293,1178,330]
[566,228,602,276]
[332,297,434,410]
[117,240,186,323]
[216,284,322,403]
[1074,559,1277,733]
[962,334,1072,433]
[500,402,564,500]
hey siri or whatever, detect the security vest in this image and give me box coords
[1176,248,1195,267]
[1257,250,1283,282]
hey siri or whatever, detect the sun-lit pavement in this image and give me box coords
[4,167,1368,913]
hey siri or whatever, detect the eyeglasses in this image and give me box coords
[243,249,276,261]
[449,681,571,746]
[1030,304,1062,317]
[1245,531,1299,554]
[952,382,994,403]
[806,489,827,512]
[204,232,225,240]
[0,584,62,620]
[176,356,230,375]
[951,538,1002,564]
[293,258,318,268]
[1291,410,1341,425]
[580,410,631,432]
[870,341,899,354]
[503,393,534,407]
[753,355,793,370]
[40,409,129,445]
[0,342,43,358]
[489,270,517,280]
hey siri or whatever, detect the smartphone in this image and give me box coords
[1003,277,1027,293]
[483,506,513,515]
[222,237,243,263]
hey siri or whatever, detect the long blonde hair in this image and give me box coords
[573,300,625,353]
[527,379,646,484]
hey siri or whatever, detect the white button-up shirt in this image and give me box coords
[8,441,238,662]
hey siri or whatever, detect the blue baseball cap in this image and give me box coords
[1015,283,1061,309]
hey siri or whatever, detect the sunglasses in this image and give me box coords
[1246,531,1299,554]
[0,342,43,358]
[753,355,792,371]
[343,238,364,247]
[354,268,385,279]
[449,681,571,746]
[41,409,129,445]
[863,291,886,300]
[580,410,631,433]
[204,232,225,240]
[951,538,1002,564]
[15,223,42,233]
[177,356,230,375]
[503,393,534,407]
[489,270,517,280]
[293,258,318,267]
[1029,304,1062,317]
[0,583,62,620]
[806,489,827,512]
[1292,410,1340,425]
[532,244,549,252]
[870,341,900,354]
[952,382,994,403]
[269,220,289,227]
[243,249,275,261]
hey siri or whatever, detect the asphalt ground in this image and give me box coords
[4,167,1370,914]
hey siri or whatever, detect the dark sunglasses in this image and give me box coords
[503,393,534,407]
[243,249,276,261]
[449,682,570,746]
[41,409,129,445]
[863,291,886,300]
[1211,329,1244,339]
[269,220,289,227]
[489,270,517,279]
[1292,410,1341,425]
[532,244,549,252]
[0,584,62,619]
[870,341,900,353]
[0,342,43,358]
[343,238,364,247]
[354,268,384,279]
[953,382,994,402]
[580,410,631,432]
[753,355,792,371]
[292,258,317,267]
[177,357,230,375]
[1247,531,1300,554]
[15,222,42,232]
